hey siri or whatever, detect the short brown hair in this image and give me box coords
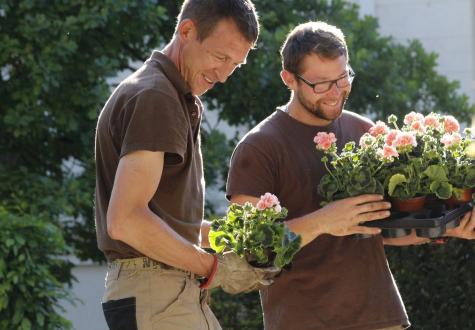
[177,0,260,45]
[280,21,348,74]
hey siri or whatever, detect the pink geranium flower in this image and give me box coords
[385,129,400,146]
[404,111,424,125]
[423,113,440,129]
[394,132,417,149]
[443,115,460,134]
[314,132,336,151]
[369,120,389,137]
[378,144,399,160]
[440,132,462,148]
[256,192,280,210]
[410,120,426,134]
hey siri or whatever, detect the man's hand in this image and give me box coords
[315,194,391,237]
[200,251,281,294]
[383,229,430,246]
[444,208,475,240]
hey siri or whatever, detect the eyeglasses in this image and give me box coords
[294,67,355,94]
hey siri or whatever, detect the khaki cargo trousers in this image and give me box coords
[102,257,221,330]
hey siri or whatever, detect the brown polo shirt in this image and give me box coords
[227,109,409,330]
[95,51,204,261]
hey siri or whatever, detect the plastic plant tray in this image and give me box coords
[361,202,473,238]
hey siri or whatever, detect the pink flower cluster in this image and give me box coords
[440,132,462,148]
[314,132,336,151]
[369,121,389,137]
[444,115,460,134]
[378,144,399,160]
[394,132,418,149]
[403,111,424,125]
[379,130,416,158]
[256,192,282,213]
[423,113,440,129]
[368,112,462,155]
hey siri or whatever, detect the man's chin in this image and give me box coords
[310,107,343,122]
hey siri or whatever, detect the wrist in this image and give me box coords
[199,254,218,289]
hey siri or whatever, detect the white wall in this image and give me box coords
[61,262,108,330]
[353,0,475,111]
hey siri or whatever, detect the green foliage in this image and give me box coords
[0,0,173,327]
[0,0,172,263]
[209,203,301,268]
[444,132,475,191]
[386,242,475,329]
[317,137,385,203]
[0,207,73,330]
[210,290,262,330]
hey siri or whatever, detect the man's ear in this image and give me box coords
[177,19,198,42]
[281,69,297,90]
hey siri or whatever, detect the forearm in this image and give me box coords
[111,207,214,277]
[285,214,323,247]
[200,220,212,248]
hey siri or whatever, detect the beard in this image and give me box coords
[296,88,349,122]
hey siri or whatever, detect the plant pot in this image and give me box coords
[445,188,473,210]
[390,195,427,212]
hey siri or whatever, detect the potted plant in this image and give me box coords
[315,132,385,205]
[442,127,475,208]
[208,193,301,268]
[316,112,468,213]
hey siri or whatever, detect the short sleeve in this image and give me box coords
[119,89,188,162]
[226,142,276,200]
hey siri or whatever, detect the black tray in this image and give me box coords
[358,202,473,239]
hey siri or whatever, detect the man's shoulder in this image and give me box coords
[120,64,179,102]
[239,111,282,146]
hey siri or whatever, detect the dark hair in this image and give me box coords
[177,0,259,45]
[280,21,348,74]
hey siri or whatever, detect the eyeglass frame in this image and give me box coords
[293,66,355,94]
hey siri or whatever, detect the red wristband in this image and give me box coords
[431,237,449,245]
[199,255,218,289]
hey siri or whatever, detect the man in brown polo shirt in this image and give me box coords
[95,1,279,329]
[226,22,414,330]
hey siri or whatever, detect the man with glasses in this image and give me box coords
[226,22,412,329]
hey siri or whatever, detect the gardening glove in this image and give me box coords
[199,251,281,294]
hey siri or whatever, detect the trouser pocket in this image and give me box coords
[102,296,138,330]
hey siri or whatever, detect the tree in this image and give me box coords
[0,0,172,327]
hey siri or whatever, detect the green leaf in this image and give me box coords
[423,165,448,181]
[388,174,408,196]
[429,181,452,199]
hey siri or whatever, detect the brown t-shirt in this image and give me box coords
[95,51,204,261]
[227,109,409,330]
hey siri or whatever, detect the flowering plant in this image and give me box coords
[316,112,475,203]
[442,127,475,198]
[315,132,385,204]
[208,193,301,268]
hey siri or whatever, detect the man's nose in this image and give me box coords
[326,81,342,96]
[215,63,238,84]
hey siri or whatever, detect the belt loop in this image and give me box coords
[115,262,124,280]
[143,257,151,268]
